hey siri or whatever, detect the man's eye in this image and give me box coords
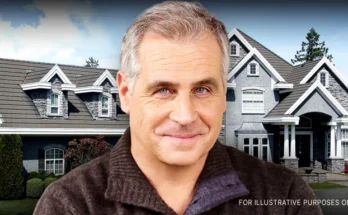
[195,87,209,94]
[156,88,170,95]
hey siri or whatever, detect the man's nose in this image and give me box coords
[169,93,198,125]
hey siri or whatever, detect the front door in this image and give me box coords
[296,135,311,167]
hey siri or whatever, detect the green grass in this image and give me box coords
[309,182,348,190]
[0,198,39,215]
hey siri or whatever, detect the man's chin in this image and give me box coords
[158,151,205,167]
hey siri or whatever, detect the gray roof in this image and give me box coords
[286,60,319,84]
[235,122,267,134]
[265,84,312,117]
[0,58,127,130]
[238,29,294,83]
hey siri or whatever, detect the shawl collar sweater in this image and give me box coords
[34,127,322,215]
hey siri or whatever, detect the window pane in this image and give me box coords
[102,109,108,115]
[262,146,268,161]
[262,138,267,145]
[51,94,58,106]
[231,44,237,55]
[250,64,256,74]
[244,146,249,154]
[253,146,259,157]
[51,107,58,114]
[320,73,326,86]
[244,138,249,145]
[46,149,55,159]
[253,138,258,145]
[55,149,64,159]
[343,143,348,160]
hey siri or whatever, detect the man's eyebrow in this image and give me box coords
[192,77,219,90]
[146,77,220,91]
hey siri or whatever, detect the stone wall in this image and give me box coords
[301,173,327,183]
[327,158,344,173]
[281,158,299,173]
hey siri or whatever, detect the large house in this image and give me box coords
[1,28,347,175]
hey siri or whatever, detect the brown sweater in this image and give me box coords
[34,127,322,215]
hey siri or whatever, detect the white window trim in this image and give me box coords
[230,41,240,56]
[47,90,63,116]
[243,137,271,162]
[242,89,264,114]
[247,60,259,76]
[98,93,112,117]
[317,69,329,88]
[44,148,65,175]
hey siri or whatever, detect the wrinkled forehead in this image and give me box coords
[138,31,222,74]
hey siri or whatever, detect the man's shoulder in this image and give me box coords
[222,144,299,189]
[46,151,111,197]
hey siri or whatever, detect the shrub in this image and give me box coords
[0,134,25,200]
[345,162,348,168]
[65,135,111,169]
[26,178,44,198]
[28,171,56,181]
[44,177,57,189]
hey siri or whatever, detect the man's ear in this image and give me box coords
[116,71,131,114]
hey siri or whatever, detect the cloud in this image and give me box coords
[0,0,116,68]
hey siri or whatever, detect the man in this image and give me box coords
[34,1,322,215]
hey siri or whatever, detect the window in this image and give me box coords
[317,70,329,87]
[326,131,331,158]
[50,94,59,114]
[247,61,259,76]
[298,116,312,128]
[242,89,264,114]
[342,129,348,140]
[45,148,64,175]
[343,142,348,160]
[243,137,270,161]
[230,41,239,56]
[101,96,109,116]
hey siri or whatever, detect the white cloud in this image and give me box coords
[0,0,115,68]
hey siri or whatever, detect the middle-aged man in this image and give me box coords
[34,1,322,215]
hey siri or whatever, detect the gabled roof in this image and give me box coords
[237,29,293,83]
[228,48,286,83]
[266,81,348,118]
[286,60,319,84]
[0,57,127,134]
[299,57,348,91]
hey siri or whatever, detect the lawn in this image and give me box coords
[309,182,348,190]
[0,198,38,215]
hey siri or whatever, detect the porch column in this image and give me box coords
[290,124,296,158]
[330,125,336,158]
[337,124,342,158]
[283,124,289,158]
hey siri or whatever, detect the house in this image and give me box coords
[1,28,347,175]
[224,28,348,173]
[0,59,129,175]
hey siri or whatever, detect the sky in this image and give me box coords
[0,0,347,80]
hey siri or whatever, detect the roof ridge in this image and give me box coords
[237,29,293,67]
[0,57,114,71]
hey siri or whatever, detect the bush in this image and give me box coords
[44,177,57,189]
[28,171,56,181]
[26,178,44,198]
[0,134,25,200]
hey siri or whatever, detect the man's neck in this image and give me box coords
[131,143,208,215]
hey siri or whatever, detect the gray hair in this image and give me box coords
[120,1,230,93]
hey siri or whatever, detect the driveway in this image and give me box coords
[314,174,348,215]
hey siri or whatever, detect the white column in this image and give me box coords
[337,124,342,158]
[330,125,336,158]
[290,124,296,158]
[283,124,289,158]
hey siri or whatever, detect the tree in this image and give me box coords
[291,28,333,64]
[64,136,111,169]
[85,57,99,68]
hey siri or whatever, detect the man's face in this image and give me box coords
[117,31,226,166]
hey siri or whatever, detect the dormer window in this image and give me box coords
[50,94,59,114]
[247,60,259,76]
[318,70,329,87]
[98,93,112,117]
[101,96,109,116]
[230,41,240,56]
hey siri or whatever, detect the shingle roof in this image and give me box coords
[238,29,294,83]
[286,60,319,84]
[265,83,312,117]
[0,58,127,130]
